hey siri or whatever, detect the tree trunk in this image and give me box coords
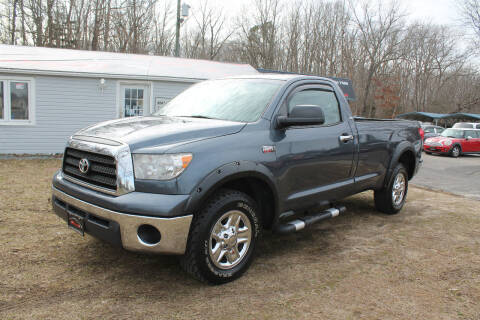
[11,0,19,44]
[20,0,27,45]
[46,0,54,47]
[362,64,376,116]
[103,0,111,50]
[91,0,101,51]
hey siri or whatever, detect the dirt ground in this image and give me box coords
[0,159,479,319]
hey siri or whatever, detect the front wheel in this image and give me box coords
[374,164,408,214]
[180,189,261,284]
[450,145,461,158]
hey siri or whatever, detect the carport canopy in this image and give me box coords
[443,113,480,121]
[396,112,480,124]
[395,112,447,123]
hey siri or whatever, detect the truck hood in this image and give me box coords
[74,116,245,152]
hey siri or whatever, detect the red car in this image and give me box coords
[423,128,480,157]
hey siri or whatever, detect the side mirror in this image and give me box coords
[276,105,325,129]
[466,136,472,140]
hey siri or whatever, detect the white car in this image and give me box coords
[452,122,480,129]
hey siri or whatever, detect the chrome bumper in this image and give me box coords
[52,187,192,255]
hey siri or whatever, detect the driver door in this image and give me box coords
[465,130,480,152]
[274,84,355,211]
[463,130,478,152]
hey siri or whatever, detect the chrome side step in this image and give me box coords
[274,206,346,234]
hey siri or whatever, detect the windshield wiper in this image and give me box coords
[178,115,215,120]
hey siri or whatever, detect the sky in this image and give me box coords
[403,0,462,26]
[175,0,464,28]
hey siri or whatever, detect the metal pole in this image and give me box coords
[175,0,181,57]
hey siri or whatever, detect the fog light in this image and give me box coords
[137,224,161,246]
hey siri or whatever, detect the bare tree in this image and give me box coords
[183,0,233,60]
[237,0,282,69]
[111,0,157,53]
[150,1,174,56]
[350,0,406,117]
[460,0,480,38]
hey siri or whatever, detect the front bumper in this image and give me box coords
[424,145,450,153]
[52,187,192,255]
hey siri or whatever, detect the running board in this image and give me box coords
[273,206,346,234]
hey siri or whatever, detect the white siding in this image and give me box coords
[0,73,194,154]
[151,80,193,113]
[152,80,192,98]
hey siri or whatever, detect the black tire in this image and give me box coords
[450,145,461,158]
[425,151,432,155]
[374,164,408,215]
[180,189,261,284]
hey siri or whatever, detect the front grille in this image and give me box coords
[62,147,117,191]
[429,142,442,147]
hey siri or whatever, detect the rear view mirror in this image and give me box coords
[276,105,325,129]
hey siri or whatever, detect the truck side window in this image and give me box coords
[288,89,341,125]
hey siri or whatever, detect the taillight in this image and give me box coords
[419,127,425,140]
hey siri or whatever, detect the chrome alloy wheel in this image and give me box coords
[451,146,460,157]
[392,172,406,206]
[208,210,252,270]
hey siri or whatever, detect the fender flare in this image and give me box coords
[184,161,280,217]
[383,142,416,187]
[451,143,462,153]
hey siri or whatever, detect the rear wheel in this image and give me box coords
[450,145,461,158]
[180,189,261,284]
[374,164,408,214]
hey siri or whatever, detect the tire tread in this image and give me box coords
[374,164,408,215]
[180,189,257,284]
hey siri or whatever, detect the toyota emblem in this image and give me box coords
[78,158,90,174]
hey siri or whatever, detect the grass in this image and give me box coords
[0,159,479,319]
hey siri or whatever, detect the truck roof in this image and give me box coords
[227,73,332,81]
[224,74,356,101]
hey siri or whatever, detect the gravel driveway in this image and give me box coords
[412,153,480,200]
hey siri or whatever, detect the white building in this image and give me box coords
[0,45,258,154]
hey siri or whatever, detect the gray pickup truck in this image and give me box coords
[52,74,422,284]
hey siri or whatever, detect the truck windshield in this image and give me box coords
[441,129,464,138]
[154,79,284,122]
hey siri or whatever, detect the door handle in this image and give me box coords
[339,134,354,142]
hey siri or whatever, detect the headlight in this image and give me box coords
[133,153,192,180]
[442,139,452,146]
[425,138,432,144]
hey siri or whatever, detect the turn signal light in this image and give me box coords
[182,154,193,168]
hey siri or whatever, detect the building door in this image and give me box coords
[120,84,150,117]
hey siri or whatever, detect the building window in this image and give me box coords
[119,83,150,118]
[0,78,34,124]
[124,88,144,117]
